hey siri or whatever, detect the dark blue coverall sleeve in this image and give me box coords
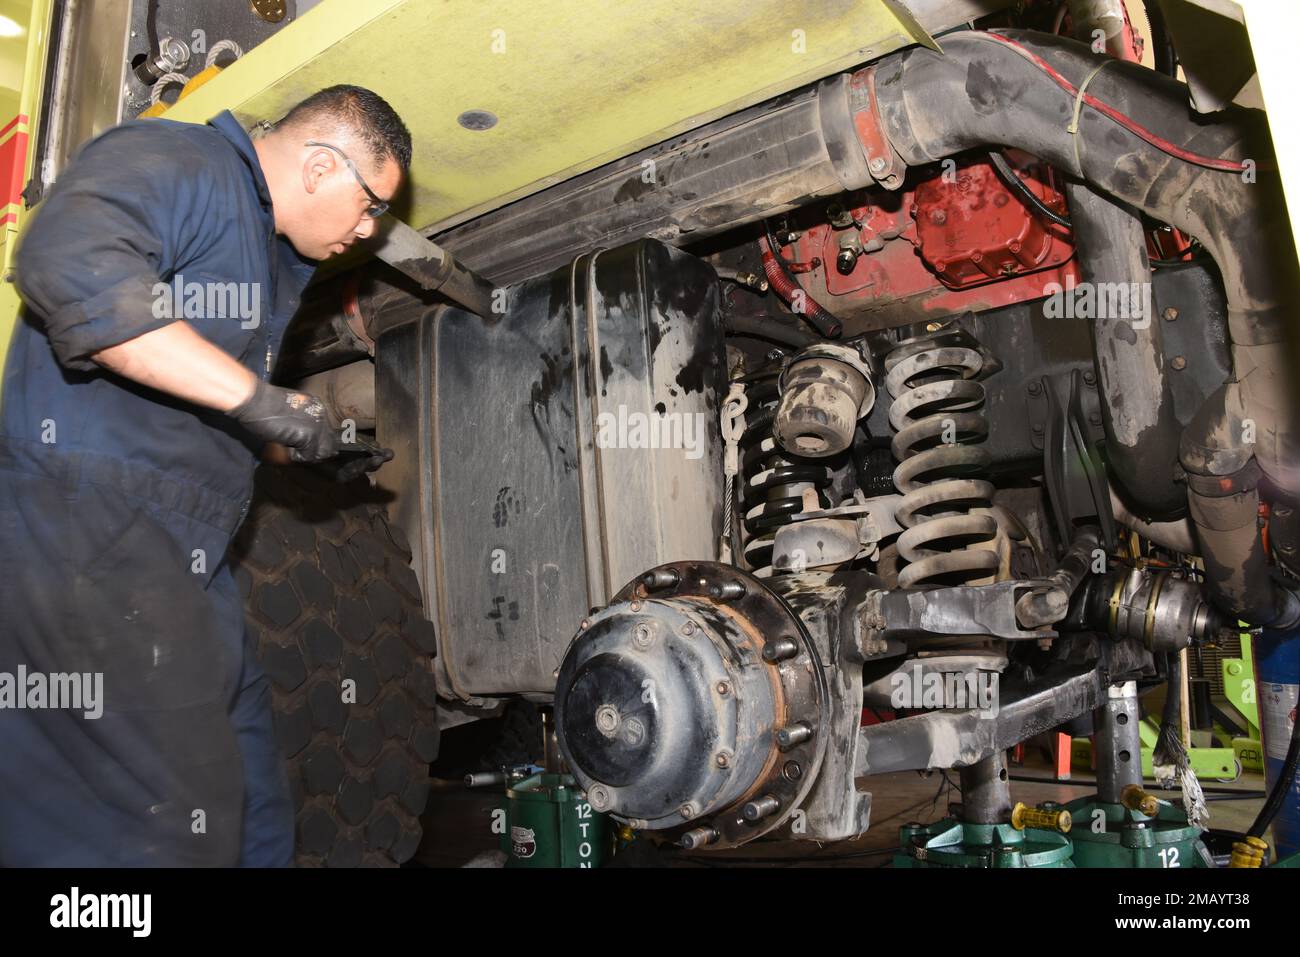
[15,127,218,371]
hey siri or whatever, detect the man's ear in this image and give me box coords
[302,147,335,196]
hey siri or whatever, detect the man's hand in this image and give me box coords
[228,380,339,463]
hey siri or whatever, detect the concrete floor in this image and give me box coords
[413,755,1271,868]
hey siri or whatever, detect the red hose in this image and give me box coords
[757,235,842,338]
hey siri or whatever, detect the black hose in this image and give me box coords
[988,150,1071,228]
[146,0,160,51]
[1152,653,1184,772]
[1248,696,1300,838]
[1145,0,1179,78]
[724,314,816,348]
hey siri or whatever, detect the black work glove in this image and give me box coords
[229,380,340,463]
[325,438,396,484]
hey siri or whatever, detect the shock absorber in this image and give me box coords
[738,370,834,575]
[885,334,998,588]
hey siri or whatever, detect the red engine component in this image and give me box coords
[782,153,1079,321]
[911,157,1073,289]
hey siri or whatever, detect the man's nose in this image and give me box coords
[354,215,377,240]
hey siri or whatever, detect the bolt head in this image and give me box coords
[715,680,731,696]
[681,621,696,637]
[1171,355,1187,371]
[679,803,697,819]
[715,752,731,768]
[869,156,887,174]
[595,704,621,735]
[1163,307,1179,321]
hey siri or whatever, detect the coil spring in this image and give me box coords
[738,371,833,575]
[885,336,998,588]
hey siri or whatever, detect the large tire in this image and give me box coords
[229,466,439,867]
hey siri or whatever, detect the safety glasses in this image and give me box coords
[305,140,389,218]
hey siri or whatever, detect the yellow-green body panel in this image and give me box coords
[158,0,927,234]
[0,0,52,365]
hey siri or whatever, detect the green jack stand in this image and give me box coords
[894,753,1074,868]
[895,818,1073,868]
[1064,794,1213,868]
[500,772,612,868]
[1066,682,1213,867]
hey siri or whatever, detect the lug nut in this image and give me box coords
[679,826,719,849]
[742,795,780,822]
[762,637,798,662]
[709,581,746,601]
[776,722,813,750]
[641,568,680,591]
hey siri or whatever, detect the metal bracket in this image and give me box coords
[862,580,1060,644]
[847,67,906,191]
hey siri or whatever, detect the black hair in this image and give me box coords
[276,84,412,172]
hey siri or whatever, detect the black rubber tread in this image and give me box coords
[229,465,438,867]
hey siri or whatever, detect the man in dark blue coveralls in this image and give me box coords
[0,85,410,866]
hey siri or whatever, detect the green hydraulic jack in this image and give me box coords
[895,817,1074,868]
[895,753,1075,868]
[499,771,611,868]
[1066,681,1212,867]
[468,708,613,868]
